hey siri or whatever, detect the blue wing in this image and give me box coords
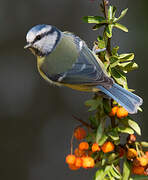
[48,32,113,88]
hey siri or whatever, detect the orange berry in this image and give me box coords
[79,142,89,151]
[127,148,138,160]
[74,127,86,140]
[145,151,148,159]
[92,143,101,152]
[68,164,80,170]
[101,141,115,153]
[132,166,145,175]
[109,106,119,117]
[116,107,128,119]
[129,134,136,142]
[82,157,95,168]
[127,134,136,144]
[74,157,82,168]
[66,154,76,165]
[74,148,86,157]
[133,158,141,167]
[138,156,148,166]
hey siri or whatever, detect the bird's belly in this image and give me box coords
[62,83,99,92]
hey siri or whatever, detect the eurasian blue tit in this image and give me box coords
[24,24,143,114]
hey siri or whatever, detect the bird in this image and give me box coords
[24,24,143,114]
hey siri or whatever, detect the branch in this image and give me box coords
[102,0,109,18]
[102,0,112,55]
[72,115,94,129]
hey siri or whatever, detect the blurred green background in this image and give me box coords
[0,0,147,179]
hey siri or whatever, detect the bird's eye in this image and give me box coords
[36,35,41,41]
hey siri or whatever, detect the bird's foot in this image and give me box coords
[92,45,106,54]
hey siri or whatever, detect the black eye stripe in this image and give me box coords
[31,26,61,57]
[33,27,55,44]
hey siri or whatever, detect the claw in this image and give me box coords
[92,45,106,54]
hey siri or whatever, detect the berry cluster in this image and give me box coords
[109,106,128,119]
[116,134,148,176]
[65,127,115,170]
[125,134,148,176]
[131,150,148,175]
[65,107,148,178]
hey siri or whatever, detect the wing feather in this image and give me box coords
[42,32,113,88]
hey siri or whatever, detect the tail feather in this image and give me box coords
[97,83,143,114]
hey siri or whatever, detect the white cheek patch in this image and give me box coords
[35,31,58,54]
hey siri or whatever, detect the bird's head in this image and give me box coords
[24,24,61,57]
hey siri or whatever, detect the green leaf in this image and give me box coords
[89,116,99,128]
[118,126,134,134]
[112,46,119,56]
[98,134,108,146]
[128,119,141,136]
[92,24,105,30]
[118,53,135,62]
[141,141,148,147]
[110,67,128,89]
[85,132,95,142]
[110,169,121,179]
[108,6,116,20]
[112,6,117,18]
[110,56,120,68]
[105,165,113,173]
[106,24,114,38]
[94,169,105,180]
[124,62,138,72]
[119,62,138,73]
[108,128,119,141]
[97,39,106,49]
[110,164,122,179]
[108,6,113,20]
[108,171,115,180]
[123,158,131,180]
[101,158,106,166]
[114,8,128,22]
[108,153,118,163]
[131,175,148,179]
[114,23,128,32]
[103,98,111,114]
[85,99,101,111]
[114,139,120,146]
[83,16,107,24]
[96,119,105,143]
[85,99,95,106]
